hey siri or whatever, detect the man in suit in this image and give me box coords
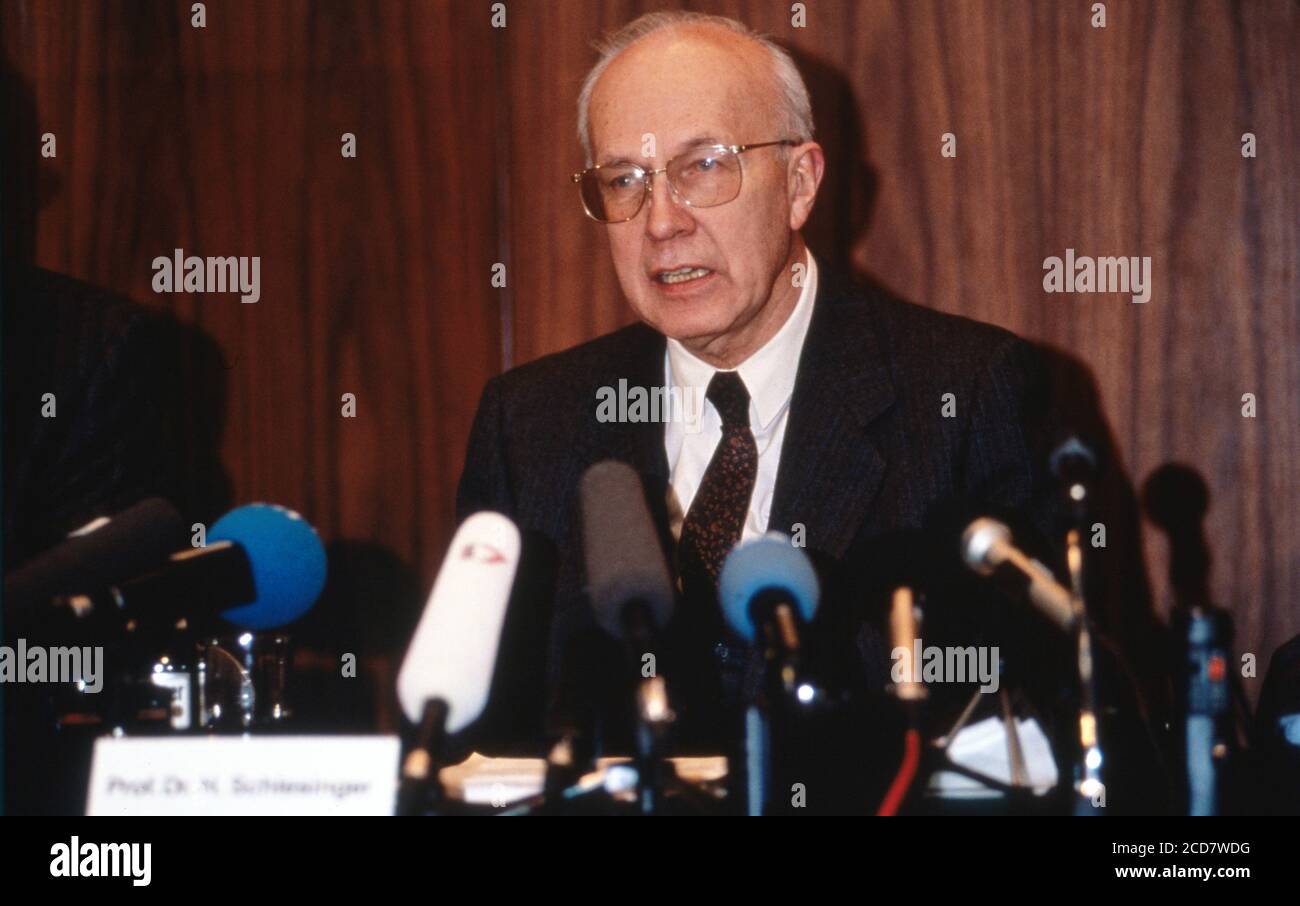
[2,266,189,814]
[457,12,1059,761]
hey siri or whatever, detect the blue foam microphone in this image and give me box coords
[719,532,822,707]
[719,533,820,644]
[209,503,328,629]
[720,533,822,816]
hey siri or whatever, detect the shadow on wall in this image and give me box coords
[2,51,425,733]
[1,52,233,560]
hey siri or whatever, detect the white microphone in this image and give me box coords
[961,517,1076,632]
[397,511,521,733]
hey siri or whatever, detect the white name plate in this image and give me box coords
[87,735,400,816]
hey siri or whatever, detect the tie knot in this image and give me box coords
[707,371,751,430]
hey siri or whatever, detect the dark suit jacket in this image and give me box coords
[456,269,1061,755]
[3,267,187,815]
[3,267,183,569]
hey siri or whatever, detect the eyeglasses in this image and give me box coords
[571,140,798,224]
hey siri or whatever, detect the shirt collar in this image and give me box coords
[666,250,819,433]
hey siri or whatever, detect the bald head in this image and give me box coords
[578,13,813,166]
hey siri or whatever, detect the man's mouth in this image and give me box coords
[653,266,713,285]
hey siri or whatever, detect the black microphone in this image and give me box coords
[61,541,255,628]
[579,460,677,815]
[579,461,675,651]
[52,503,327,635]
[1049,434,1101,487]
[4,498,186,634]
[1051,434,1101,528]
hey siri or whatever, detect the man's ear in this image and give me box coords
[787,142,825,231]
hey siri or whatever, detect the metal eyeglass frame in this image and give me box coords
[571,139,798,223]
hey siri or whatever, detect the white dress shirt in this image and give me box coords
[664,250,819,542]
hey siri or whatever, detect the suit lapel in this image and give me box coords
[770,273,896,560]
[573,324,672,533]
[587,325,669,479]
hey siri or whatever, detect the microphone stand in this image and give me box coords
[495,609,717,815]
[923,662,1046,808]
[1063,527,1105,813]
[633,674,675,815]
[1142,464,1241,816]
[746,592,828,815]
[1174,605,1231,815]
[498,600,721,816]
[1056,447,1106,814]
[395,698,450,816]
[878,587,927,815]
[617,599,676,815]
[743,705,771,817]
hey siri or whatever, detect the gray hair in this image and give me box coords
[576,12,815,166]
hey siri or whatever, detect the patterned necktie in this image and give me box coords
[678,371,758,597]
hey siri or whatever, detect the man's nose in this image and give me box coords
[643,169,692,240]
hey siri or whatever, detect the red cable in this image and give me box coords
[876,728,922,816]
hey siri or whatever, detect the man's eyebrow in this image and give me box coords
[673,135,725,154]
[596,136,728,168]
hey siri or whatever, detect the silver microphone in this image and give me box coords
[961,518,1076,632]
